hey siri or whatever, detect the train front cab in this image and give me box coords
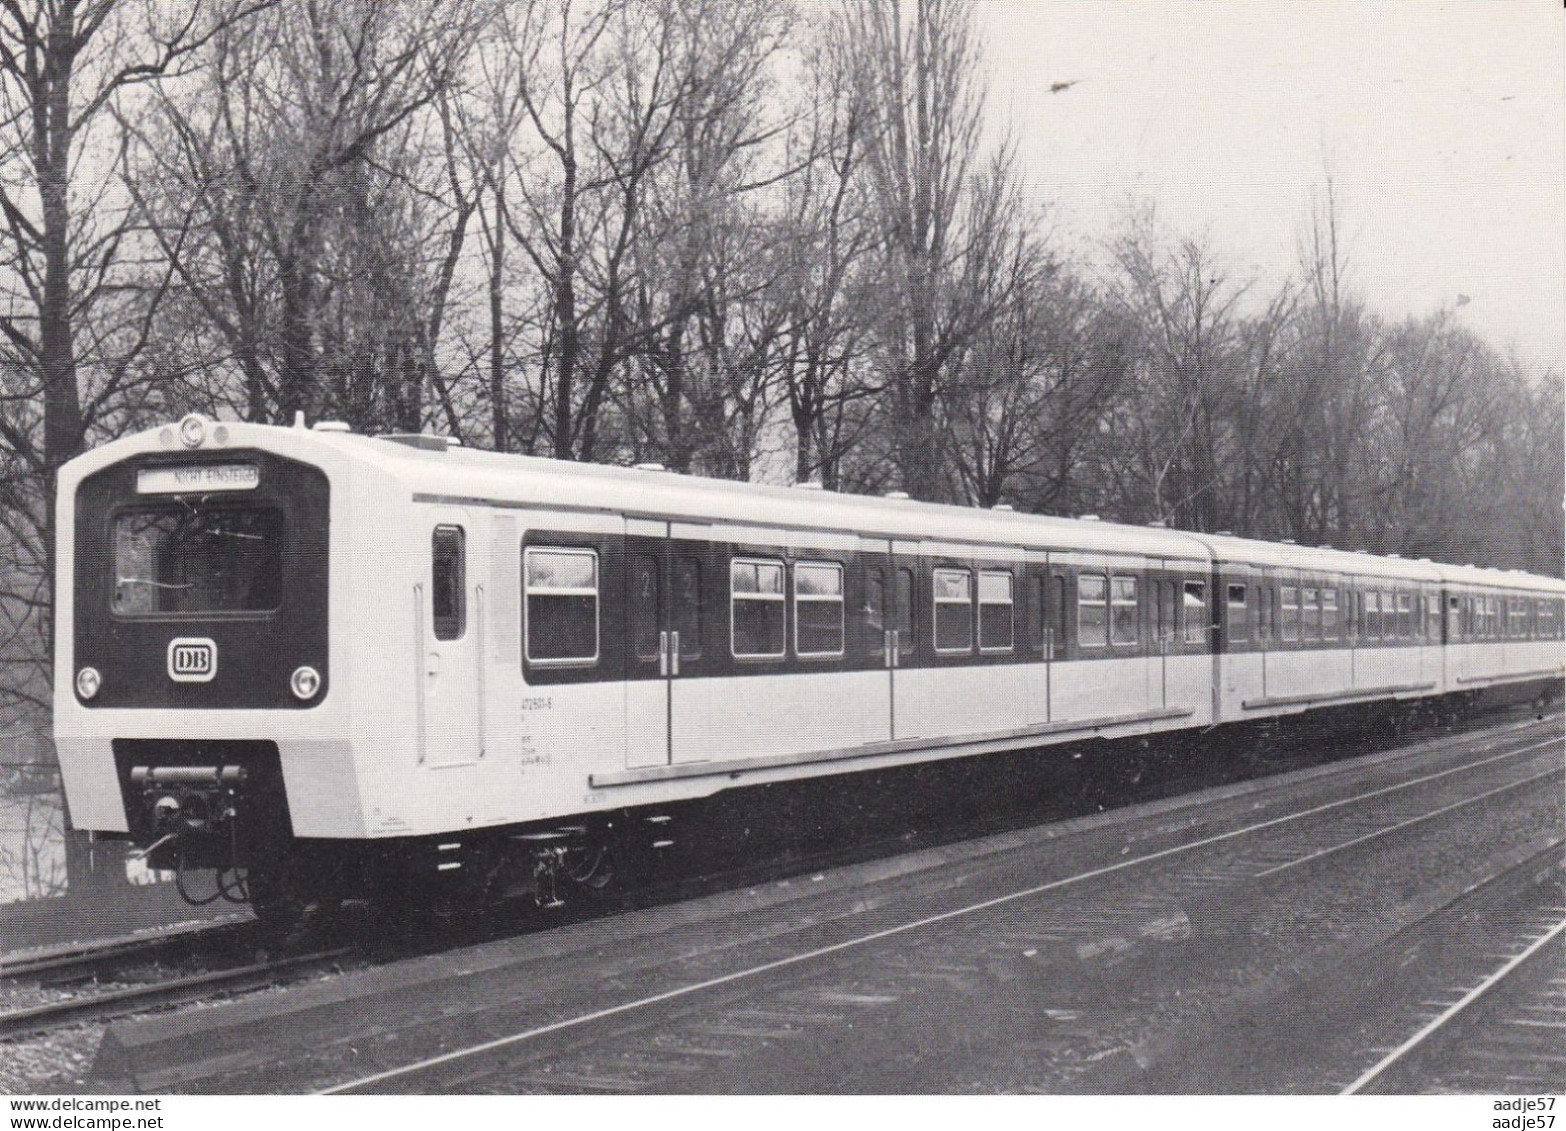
[54,419,346,909]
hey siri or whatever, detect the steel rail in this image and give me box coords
[1256,763,1564,878]
[0,948,352,1041]
[319,730,1563,1093]
[1342,911,1566,1095]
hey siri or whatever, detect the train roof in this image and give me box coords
[66,418,1566,594]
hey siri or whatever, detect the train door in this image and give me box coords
[623,521,713,767]
[624,520,671,768]
[859,538,896,744]
[420,507,483,767]
[890,539,923,739]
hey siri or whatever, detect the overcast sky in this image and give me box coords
[977,1,1564,378]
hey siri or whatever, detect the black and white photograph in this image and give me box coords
[0,0,1563,1110]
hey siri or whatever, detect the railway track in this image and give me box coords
[0,920,254,986]
[1343,862,1566,1094]
[0,948,355,1042]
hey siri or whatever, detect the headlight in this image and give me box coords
[76,667,101,700]
[178,413,207,448]
[290,665,321,700]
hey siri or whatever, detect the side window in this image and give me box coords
[630,554,662,661]
[933,568,974,653]
[431,525,465,641]
[1035,575,1049,653]
[794,561,845,657]
[1322,588,1339,641]
[731,558,785,659]
[1055,575,1069,649]
[1302,587,1320,641]
[1080,574,1109,648]
[895,568,916,650]
[524,546,599,663]
[1447,595,1462,640]
[1281,586,1299,642]
[1226,584,1248,644]
[978,570,1014,652]
[1398,592,1413,639]
[1111,576,1138,646]
[861,571,886,656]
[1365,591,1381,639]
[1182,580,1206,644]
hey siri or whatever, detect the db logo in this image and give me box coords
[167,638,217,683]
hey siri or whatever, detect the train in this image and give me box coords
[53,414,1566,922]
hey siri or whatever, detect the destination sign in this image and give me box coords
[137,464,260,494]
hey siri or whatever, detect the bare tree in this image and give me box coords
[847,0,1017,501]
[127,0,483,431]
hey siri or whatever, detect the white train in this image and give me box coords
[53,415,1566,919]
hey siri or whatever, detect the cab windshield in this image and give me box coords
[112,505,284,615]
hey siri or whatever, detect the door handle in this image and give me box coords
[671,631,680,677]
[659,631,669,677]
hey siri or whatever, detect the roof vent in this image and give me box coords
[992,503,1014,512]
[634,462,668,472]
[1146,519,1166,528]
[1281,538,1297,544]
[1215,530,1234,536]
[312,420,351,433]
[1078,513,1100,522]
[377,432,451,451]
[1321,543,1334,549]
[885,491,910,500]
[795,481,824,491]
[1387,552,1402,558]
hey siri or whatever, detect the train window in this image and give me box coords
[934,569,974,653]
[630,555,662,661]
[1322,588,1339,641]
[1281,586,1299,642]
[1035,576,1049,653]
[432,526,466,641]
[1152,582,1164,646]
[1397,592,1413,639]
[113,505,284,616]
[1301,588,1319,641]
[1538,599,1554,640]
[1107,575,1136,646]
[1226,584,1248,644]
[1364,591,1380,639]
[1427,594,1441,641]
[861,572,886,657]
[731,558,786,659]
[1079,574,1109,648]
[794,561,845,658]
[895,568,916,650]
[674,557,703,659]
[524,547,598,663]
[1182,581,1206,644]
[978,570,1014,652]
[1447,595,1462,640]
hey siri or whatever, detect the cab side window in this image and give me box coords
[432,525,465,641]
